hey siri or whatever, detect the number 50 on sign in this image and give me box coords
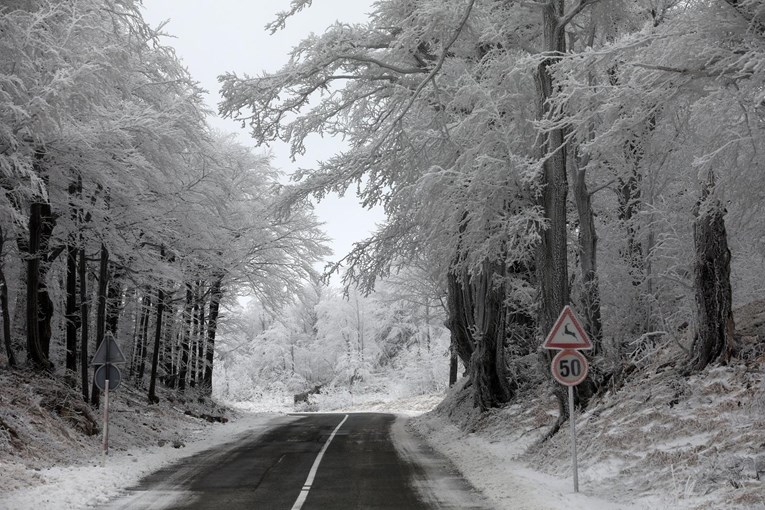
[551,349,589,386]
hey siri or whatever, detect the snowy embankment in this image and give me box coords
[0,371,291,509]
[404,348,765,510]
[1,413,289,509]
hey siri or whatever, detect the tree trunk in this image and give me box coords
[535,0,569,338]
[534,1,571,430]
[203,276,223,391]
[0,228,15,368]
[128,290,140,378]
[136,294,151,383]
[65,178,80,384]
[190,282,205,388]
[11,277,25,359]
[448,346,458,386]
[26,199,55,370]
[617,120,652,292]
[148,285,165,404]
[79,246,89,402]
[177,284,193,391]
[161,298,175,387]
[26,203,43,368]
[446,266,474,368]
[471,260,515,410]
[106,267,123,336]
[688,172,734,372]
[65,242,78,384]
[569,149,602,352]
[90,243,109,408]
[12,227,27,356]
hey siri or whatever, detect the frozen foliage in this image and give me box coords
[215,273,452,407]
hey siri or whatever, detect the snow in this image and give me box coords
[402,353,765,510]
[2,349,764,510]
[0,412,290,509]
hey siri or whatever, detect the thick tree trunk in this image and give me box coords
[26,200,55,370]
[534,1,571,429]
[446,266,474,368]
[26,204,43,368]
[471,260,515,410]
[689,173,734,372]
[535,0,569,337]
[203,276,223,391]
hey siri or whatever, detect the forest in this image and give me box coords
[0,0,327,409]
[1,0,764,434]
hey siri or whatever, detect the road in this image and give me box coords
[105,413,492,509]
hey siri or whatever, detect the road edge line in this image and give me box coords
[290,414,349,510]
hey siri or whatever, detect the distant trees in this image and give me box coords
[215,275,450,401]
[0,0,326,406]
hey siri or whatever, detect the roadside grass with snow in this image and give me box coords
[0,370,286,509]
[408,343,765,510]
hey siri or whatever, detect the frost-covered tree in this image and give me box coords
[0,1,327,412]
[220,0,552,410]
[548,0,765,371]
[0,0,208,373]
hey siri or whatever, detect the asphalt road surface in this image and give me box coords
[105,413,492,509]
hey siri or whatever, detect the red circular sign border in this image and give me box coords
[551,349,589,386]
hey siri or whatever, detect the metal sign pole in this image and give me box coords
[569,385,578,493]
[102,377,109,464]
[104,336,110,462]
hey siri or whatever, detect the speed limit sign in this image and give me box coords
[551,349,589,386]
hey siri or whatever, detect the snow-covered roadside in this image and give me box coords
[0,412,292,510]
[404,354,765,510]
[408,409,649,510]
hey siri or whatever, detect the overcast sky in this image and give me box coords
[140,0,384,262]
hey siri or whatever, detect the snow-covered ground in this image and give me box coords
[2,346,763,510]
[0,412,290,509]
[404,356,765,509]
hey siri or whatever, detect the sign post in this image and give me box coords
[543,306,592,493]
[92,332,126,464]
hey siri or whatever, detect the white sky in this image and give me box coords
[139,0,385,262]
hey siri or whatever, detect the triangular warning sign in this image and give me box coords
[91,333,127,365]
[542,305,592,350]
